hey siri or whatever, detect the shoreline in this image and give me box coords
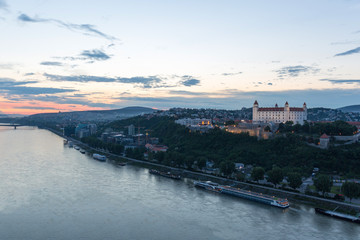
[45,127,360,213]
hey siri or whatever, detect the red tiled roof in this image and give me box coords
[258,107,304,112]
[320,133,329,139]
[258,107,284,111]
[289,107,304,111]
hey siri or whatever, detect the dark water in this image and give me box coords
[0,126,359,240]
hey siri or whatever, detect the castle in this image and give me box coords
[252,100,307,125]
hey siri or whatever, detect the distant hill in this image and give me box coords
[24,106,156,123]
[337,105,360,113]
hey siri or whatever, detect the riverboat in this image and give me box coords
[92,153,106,162]
[220,186,289,208]
[193,181,289,208]
[194,181,222,193]
[315,208,360,224]
[149,169,181,180]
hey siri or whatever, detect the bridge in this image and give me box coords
[0,123,23,129]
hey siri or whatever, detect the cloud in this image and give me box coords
[40,61,63,66]
[0,78,75,95]
[0,78,38,86]
[180,75,200,87]
[320,79,360,84]
[275,65,320,78]
[44,73,164,88]
[18,13,117,41]
[14,106,58,110]
[44,73,200,88]
[0,0,7,9]
[80,49,110,61]
[24,73,35,76]
[334,46,360,57]
[181,79,200,86]
[222,72,242,76]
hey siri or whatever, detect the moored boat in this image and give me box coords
[149,169,181,180]
[220,185,289,208]
[79,149,86,154]
[193,181,289,208]
[194,181,222,193]
[315,208,360,223]
[92,153,106,162]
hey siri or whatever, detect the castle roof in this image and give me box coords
[320,133,329,139]
[258,107,304,112]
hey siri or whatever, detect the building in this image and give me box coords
[128,124,135,136]
[252,100,307,125]
[175,118,214,132]
[175,118,212,127]
[145,143,168,153]
[319,133,330,149]
[75,123,97,138]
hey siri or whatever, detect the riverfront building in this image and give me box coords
[252,100,307,125]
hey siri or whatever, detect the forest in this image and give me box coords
[94,116,360,178]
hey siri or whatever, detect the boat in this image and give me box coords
[74,145,80,150]
[315,208,360,223]
[193,181,289,208]
[92,153,106,162]
[68,141,73,147]
[117,162,126,166]
[220,185,289,208]
[79,149,86,154]
[149,169,181,180]
[194,181,222,193]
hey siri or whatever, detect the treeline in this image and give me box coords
[103,116,360,178]
[278,120,357,136]
[81,136,124,154]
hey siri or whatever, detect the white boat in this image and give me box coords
[92,153,106,161]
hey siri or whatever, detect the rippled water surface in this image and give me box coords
[0,126,359,240]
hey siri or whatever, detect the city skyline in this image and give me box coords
[1,0,360,115]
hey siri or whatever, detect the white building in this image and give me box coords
[252,100,307,125]
[175,118,212,127]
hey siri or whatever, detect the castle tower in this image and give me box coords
[284,101,290,122]
[253,100,259,122]
[303,102,307,122]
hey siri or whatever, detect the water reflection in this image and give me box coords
[0,127,359,240]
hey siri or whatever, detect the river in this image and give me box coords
[0,126,359,240]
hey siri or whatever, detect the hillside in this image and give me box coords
[23,106,155,123]
[338,105,360,113]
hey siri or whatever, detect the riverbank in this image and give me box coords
[45,127,360,213]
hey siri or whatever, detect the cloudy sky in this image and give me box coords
[1,0,360,115]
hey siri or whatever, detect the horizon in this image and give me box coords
[1,0,360,115]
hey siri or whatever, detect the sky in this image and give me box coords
[1,0,360,115]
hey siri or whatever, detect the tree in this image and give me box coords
[197,157,207,170]
[287,172,303,190]
[264,126,271,132]
[314,174,333,196]
[251,167,265,183]
[267,167,283,188]
[342,182,360,203]
[220,161,235,176]
[236,172,245,182]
